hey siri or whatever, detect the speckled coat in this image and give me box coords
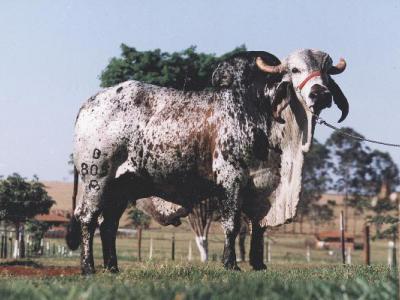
[70,50,348,273]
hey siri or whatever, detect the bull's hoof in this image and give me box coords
[251,263,267,271]
[104,266,119,273]
[223,262,241,271]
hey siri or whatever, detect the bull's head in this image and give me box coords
[256,49,349,123]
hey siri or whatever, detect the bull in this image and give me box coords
[67,49,348,274]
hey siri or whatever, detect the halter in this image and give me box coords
[297,71,321,91]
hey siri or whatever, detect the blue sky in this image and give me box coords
[0,1,399,181]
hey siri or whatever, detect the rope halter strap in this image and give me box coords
[297,71,321,91]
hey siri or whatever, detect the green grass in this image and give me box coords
[0,262,397,300]
[1,229,398,299]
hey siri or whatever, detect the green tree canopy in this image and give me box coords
[0,173,55,224]
[129,207,151,229]
[366,150,399,239]
[0,173,55,258]
[99,44,246,90]
[326,127,373,196]
[298,139,333,230]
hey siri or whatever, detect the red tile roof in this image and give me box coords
[35,214,69,223]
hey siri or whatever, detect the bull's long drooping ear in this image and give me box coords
[211,63,233,88]
[327,77,349,123]
[271,81,293,123]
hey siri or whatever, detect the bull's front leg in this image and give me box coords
[249,220,267,270]
[217,167,244,271]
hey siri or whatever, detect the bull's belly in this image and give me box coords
[115,156,219,207]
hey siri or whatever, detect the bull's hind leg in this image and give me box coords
[100,199,128,273]
[75,177,110,275]
[249,220,267,270]
[74,149,123,275]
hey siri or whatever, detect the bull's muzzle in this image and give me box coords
[309,84,332,112]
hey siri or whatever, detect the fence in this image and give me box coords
[0,227,396,267]
[0,230,72,259]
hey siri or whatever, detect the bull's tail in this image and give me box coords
[66,166,81,250]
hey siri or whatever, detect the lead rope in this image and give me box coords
[311,112,400,148]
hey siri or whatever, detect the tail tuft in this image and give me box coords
[66,216,81,250]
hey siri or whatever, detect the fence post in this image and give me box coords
[188,240,192,261]
[13,240,19,258]
[265,239,268,263]
[46,242,50,257]
[1,235,4,258]
[40,239,44,256]
[137,227,142,261]
[9,233,13,259]
[363,224,370,265]
[171,234,175,261]
[267,241,271,263]
[346,246,352,265]
[4,234,7,258]
[388,241,395,267]
[306,245,311,263]
[340,211,346,264]
[149,238,153,260]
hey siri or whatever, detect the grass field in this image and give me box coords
[1,227,399,299]
[0,261,397,299]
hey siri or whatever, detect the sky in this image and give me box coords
[0,0,399,181]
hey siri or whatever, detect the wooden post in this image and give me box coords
[4,234,7,258]
[137,227,142,261]
[1,235,4,258]
[171,234,175,261]
[9,233,13,259]
[340,211,346,264]
[388,241,395,267]
[149,238,153,260]
[346,246,352,265]
[188,240,192,261]
[306,245,311,263]
[265,239,268,263]
[364,224,370,265]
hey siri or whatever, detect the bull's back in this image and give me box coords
[74,80,219,178]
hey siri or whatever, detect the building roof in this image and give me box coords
[35,213,69,223]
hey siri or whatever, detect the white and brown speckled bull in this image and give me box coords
[66,49,348,274]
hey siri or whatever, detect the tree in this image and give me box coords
[326,127,373,232]
[128,207,151,261]
[25,219,51,254]
[0,173,54,258]
[367,150,399,238]
[99,44,246,90]
[297,139,331,233]
[188,198,219,262]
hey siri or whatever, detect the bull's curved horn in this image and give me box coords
[328,58,346,75]
[256,57,285,74]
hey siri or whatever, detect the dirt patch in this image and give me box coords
[0,264,80,277]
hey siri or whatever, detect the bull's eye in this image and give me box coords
[291,67,300,73]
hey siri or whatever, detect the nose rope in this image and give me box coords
[297,71,321,90]
[296,71,400,147]
[303,105,400,148]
